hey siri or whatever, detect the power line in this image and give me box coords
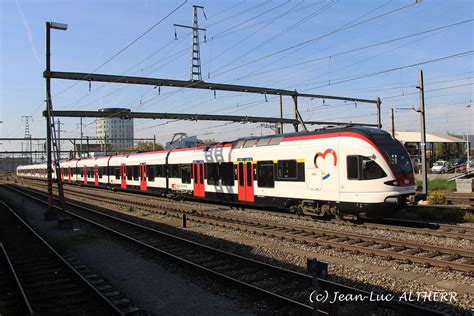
[53,0,187,98]
[211,1,418,78]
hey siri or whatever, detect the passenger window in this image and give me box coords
[206,163,219,185]
[238,163,244,186]
[200,164,204,184]
[156,165,164,178]
[219,163,234,186]
[170,164,180,178]
[243,139,257,148]
[181,164,191,184]
[127,166,132,180]
[277,160,297,179]
[148,165,155,181]
[133,166,139,180]
[257,161,274,188]
[115,167,120,180]
[246,162,253,186]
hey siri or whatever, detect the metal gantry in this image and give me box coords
[43,71,382,131]
[45,110,379,128]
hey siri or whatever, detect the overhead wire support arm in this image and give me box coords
[45,110,379,128]
[44,71,378,104]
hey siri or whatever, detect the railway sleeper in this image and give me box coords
[421,251,442,258]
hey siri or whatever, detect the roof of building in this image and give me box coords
[394,131,464,143]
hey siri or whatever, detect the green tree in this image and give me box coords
[127,141,164,152]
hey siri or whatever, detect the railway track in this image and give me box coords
[18,178,474,241]
[0,242,31,315]
[0,200,126,315]
[4,184,444,316]
[16,180,474,274]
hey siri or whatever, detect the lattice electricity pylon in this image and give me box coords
[174,5,207,81]
[21,116,33,139]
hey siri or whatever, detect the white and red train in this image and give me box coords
[17,127,415,217]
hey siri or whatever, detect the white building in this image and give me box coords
[96,108,134,151]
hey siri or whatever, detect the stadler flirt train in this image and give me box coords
[17,127,415,218]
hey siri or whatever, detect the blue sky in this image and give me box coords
[1,0,473,151]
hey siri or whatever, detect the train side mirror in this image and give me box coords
[362,159,374,169]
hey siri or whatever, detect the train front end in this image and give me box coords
[374,136,416,209]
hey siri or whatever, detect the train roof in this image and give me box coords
[232,126,393,145]
[54,126,393,164]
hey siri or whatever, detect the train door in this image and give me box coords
[94,165,99,186]
[120,164,127,189]
[192,162,205,197]
[83,166,88,185]
[140,163,147,191]
[60,167,64,183]
[237,161,255,203]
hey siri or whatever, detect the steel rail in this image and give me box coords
[5,184,446,315]
[17,178,474,273]
[0,200,125,315]
[0,242,34,315]
[28,181,473,273]
[19,178,474,241]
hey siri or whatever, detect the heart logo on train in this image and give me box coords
[314,149,337,180]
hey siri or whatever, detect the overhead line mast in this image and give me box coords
[174,5,207,81]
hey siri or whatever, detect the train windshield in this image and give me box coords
[378,143,413,173]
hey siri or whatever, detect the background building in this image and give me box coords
[96,108,134,152]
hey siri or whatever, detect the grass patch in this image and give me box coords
[416,179,456,192]
[463,212,474,223]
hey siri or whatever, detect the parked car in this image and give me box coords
[448,158,466,168]
[431,160,449,173]
[455,160,472,173]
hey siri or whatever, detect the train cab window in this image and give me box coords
[257,161,274,188]
[133,165,140,180]
[115,167,120,180]
[206,163,219,185]
[277,160,297,180]
[181,164,192,184]
[347,156,359,180]
[347,155,387,180]
[219,163,234,186]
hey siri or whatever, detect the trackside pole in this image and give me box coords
[307,258,328,316]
